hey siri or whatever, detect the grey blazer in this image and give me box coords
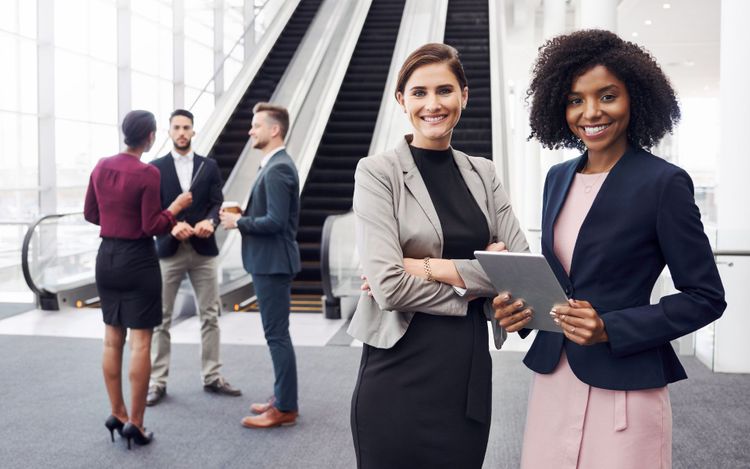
[348,136,529,349]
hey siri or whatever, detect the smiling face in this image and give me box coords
[396,62,468,150]
[248,111,279,152]
[566,65,630,160]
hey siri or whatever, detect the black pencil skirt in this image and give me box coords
[95,237,162,329]
[351,301,492,469]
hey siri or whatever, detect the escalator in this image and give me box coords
[209,0,324,182]
[294,0,407,296]
[445,0,493,159]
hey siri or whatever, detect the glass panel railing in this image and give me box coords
[0,219,36,303]
[21,213,100,309]
[320,211,359,318]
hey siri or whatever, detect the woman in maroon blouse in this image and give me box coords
[84,110,192,448]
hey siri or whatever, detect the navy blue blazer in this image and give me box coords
[150,153,223,258]
[237,150,301,275]
[523,146,725,390]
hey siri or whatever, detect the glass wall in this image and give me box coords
[131,0,174,160]
[54,0,119,213]
[0,0,38,221]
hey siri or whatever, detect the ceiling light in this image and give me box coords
[632,32,639,37]
[684,61,695,67]
[644,19,652,26]
[663,3,671,9]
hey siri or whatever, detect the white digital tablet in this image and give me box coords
[474,251,567,333]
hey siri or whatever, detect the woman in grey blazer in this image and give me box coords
[349,43,529,469]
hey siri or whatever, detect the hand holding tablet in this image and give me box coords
[475,251,568,333]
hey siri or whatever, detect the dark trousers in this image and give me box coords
[253,273,298,411]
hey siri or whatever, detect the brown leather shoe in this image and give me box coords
[241,407,298,428]
[203,377,242,396]
[249,396,276,415]
[146,385,166,406]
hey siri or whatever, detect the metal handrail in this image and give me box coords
[21,212,82,300]
[714,250,750,256]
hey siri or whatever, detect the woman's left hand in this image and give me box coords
[552,299,609,345]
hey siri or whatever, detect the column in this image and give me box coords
[37,0,55,215]
[173,0,185,109]
[117,0,131,144]
[213,0,224,101]
[706,0,750,373]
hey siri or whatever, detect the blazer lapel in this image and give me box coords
[396,138,444,247]
[453,150,493,240]
[568,147,633,278]
[162,154,181,193]
[543,155,583,281]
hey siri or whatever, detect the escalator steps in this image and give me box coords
[293,0,407,295]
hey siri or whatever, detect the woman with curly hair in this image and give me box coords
[493,30,725,468]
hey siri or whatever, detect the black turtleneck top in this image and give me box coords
[409,145,489,260]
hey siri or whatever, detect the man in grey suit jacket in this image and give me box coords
[220,103,301,428]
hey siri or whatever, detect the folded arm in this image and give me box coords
[354,160,468,316]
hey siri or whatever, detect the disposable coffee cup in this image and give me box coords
[221,201,242,214]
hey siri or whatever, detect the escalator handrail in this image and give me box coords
[319,210,350,302]
[21,211,83,297]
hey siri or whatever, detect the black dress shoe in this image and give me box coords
[121,423,153,450]
[146,385,166,406]
[104,415,125,442]
[203,377,242,396]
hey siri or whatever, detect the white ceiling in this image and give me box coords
[618,0,720,98]
[503,0,721,99]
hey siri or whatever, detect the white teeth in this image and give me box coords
[583,124,609,135]
[422,115,446,123]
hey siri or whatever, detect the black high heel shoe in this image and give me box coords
[104,415,125,442]
[121,422,153,450]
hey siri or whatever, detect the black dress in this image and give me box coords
[351,146,492,469]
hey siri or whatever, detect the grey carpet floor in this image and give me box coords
[0,335,748,468]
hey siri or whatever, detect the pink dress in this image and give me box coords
[520,172,672,469]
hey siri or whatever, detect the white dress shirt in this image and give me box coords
[171,150,195,192]
[259,146,286,169]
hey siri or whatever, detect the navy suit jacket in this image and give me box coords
[237,150,301,275]
[524,146,725,390]
[150,153,223,258]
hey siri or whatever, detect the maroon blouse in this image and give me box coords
[84,153,176,239]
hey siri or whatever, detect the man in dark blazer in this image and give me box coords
[220,102,301,428]
[147,109,241,406]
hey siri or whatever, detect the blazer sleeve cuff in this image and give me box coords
[453,259,497,297]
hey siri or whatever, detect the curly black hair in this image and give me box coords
[526,29,680,150]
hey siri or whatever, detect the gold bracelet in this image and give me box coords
[424,257,435,282]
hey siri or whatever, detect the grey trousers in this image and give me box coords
[150,242,222,387]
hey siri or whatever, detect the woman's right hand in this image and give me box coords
[168,191,193,214]
[485,241,507,252]
[493,292,532,332]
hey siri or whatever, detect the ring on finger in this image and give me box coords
[569,326,576,333]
